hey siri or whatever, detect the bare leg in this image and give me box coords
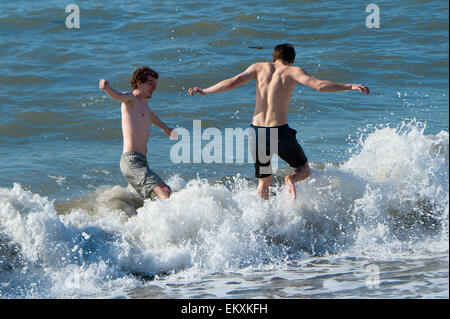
[257,175,272,200]
[152,182,171,200]
[285,161,310,199]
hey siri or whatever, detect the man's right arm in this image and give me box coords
[293,67,370,94]
[188,63,257,96]
[99,79,135,103]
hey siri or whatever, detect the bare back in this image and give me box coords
[121,97,151,155]
[252,62,299,127]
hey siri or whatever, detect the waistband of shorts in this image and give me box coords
[250,123,289,129]
[122,151,146,158]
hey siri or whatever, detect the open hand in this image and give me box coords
[165,128,179,140]
[351,84,370,95]
[188,87,207,96]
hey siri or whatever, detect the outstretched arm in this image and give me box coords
[99,79,135,103]
[188,64,257,96]
[149,109,177,139]
[293,67,370,94]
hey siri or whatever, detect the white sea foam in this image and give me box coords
[0,120,448,298]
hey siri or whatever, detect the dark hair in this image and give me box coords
[130,66,159,90]
[272,43,295,64]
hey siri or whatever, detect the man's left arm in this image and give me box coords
[149,110,177,139]
[293,67,370,94]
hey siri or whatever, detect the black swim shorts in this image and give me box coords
[249,124,308,179]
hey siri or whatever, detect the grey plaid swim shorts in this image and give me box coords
[120,151,163,199]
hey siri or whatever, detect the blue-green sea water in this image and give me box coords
[0,0,448,298]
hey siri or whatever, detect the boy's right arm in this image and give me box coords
[188,63,257,96]
[99,79,135,103]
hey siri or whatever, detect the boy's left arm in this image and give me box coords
[149,110,177,139]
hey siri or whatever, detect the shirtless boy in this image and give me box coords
[99,66,176,200]
[188,44,369,200]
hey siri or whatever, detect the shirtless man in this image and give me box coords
[99,66,176,200]
[188,44,369,200]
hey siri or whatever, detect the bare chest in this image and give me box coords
[121,103,151,129]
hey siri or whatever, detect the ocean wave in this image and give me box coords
[0,120,448,297]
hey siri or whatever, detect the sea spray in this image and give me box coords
[0,120,448,298]
[343,120,448,256]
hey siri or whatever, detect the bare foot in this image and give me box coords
[285,175,296,199]
[258,187,269,200]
